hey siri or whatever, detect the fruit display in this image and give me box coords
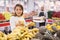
[3,12,12,20]
[52,11,60,20]
[52,17,60,20]
[0,31,7,40]
[0,13,5,21]
[7,26,39,40]
[46,22,60,32]
[33,16,45,21]
[52,11,60,18]
[0,21,39,40]
[27,22,36,27]
[7,21,38,40]
[16,20,36,27]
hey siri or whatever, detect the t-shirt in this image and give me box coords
[10,16,26,31]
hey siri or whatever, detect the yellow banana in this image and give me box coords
[27,33,34,37]
[27,22,36,27]
[0,31,7,40]
[26,37,29,40]
[20,32,28,37]
[22,38,26,40]
[24,35,32,38]
[56,25,60,30]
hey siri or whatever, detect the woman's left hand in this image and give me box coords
[16,21,24,27]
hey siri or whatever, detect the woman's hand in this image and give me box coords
[16,21,24,27]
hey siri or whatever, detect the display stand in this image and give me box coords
[33,16,45,27]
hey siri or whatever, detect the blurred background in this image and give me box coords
[0,0,60,34]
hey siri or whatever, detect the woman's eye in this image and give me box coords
[16,9,18,11]
[19,9,22,11]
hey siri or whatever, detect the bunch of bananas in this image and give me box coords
[16,21,36,28]
[46,24,54,32]
[7,26,39,40]
[0,31,7,40]
[21,28,39,40]
[27,22,36,27]
[0,21,37,40]
[16,21,36,27]
[46,23,60,32]
[7,33,20,40]
[1,21,60,40]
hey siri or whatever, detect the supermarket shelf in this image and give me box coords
[0,22,10,27]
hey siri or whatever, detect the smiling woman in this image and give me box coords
[14,4,23,17]
[10,4,26,31]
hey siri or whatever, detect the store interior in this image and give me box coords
[0,0,60,40]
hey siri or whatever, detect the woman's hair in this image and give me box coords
[14,4,23,16]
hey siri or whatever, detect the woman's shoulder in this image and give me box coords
[10,16,24,19]
[10,16,15,19]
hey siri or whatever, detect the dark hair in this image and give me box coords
[14,4,23,16]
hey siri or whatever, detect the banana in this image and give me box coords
[26,37,29,40]
[7,33,20,40]
[27,22,36,27]
[27,33,34,37]
[20,32,28,37]
[56,25,60,30]
[0,31,7,40]
[52,23,57,26]
[30,28,39,35]
[7,24,39,40]
[24,35,32,38]
[46,23,60,32]
[46,24,55,32]
[22,38,26,40]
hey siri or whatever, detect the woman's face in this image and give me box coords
[15,6,23,16]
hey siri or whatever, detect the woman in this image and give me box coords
[10,4,26,31]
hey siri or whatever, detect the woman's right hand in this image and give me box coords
[16,21,25,27]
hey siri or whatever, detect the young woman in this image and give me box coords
[10,4,26,31]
